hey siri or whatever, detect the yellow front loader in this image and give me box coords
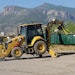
[0,35,25,59]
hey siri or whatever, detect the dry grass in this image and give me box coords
[50,45,75,50]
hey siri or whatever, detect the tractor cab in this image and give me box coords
[18,23,44,44]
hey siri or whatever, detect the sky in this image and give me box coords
[0,0,75,10]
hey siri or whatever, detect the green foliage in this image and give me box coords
[50,21,75,34]
[65,21,75,34]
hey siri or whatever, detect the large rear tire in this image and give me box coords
[11,47,23,59]
[34,40,47,55]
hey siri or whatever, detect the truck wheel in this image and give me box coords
[34,40,47,55]
[11,47,23,59]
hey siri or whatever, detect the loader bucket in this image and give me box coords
[0,54,5,60]
[0,49,5,60]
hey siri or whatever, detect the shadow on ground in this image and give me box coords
[58,52,75,57]
[5,55,51,61]
[1,52,75,61]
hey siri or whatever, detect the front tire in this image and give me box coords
[11,47,23,59]
[34,40,47,55]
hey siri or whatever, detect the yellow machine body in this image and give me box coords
[29,36,44,46]
[0,19,65,59]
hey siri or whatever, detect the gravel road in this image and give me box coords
[0,51,75,75]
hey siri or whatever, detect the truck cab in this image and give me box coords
[19,23,44,44]
[18,23,47,55]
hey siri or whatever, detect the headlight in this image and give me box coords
[18,37,21,42]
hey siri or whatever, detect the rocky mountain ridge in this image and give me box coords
[0,3,75,32]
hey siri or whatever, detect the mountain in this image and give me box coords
[0,3,75,33]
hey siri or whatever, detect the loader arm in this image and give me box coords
[46,19,64,47]
[48,19,64,30]
[48,19,72,34]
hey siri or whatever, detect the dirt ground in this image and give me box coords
[50,45,75,50]
[0,50,75,75]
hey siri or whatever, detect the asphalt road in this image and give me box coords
[0,51,75,75]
